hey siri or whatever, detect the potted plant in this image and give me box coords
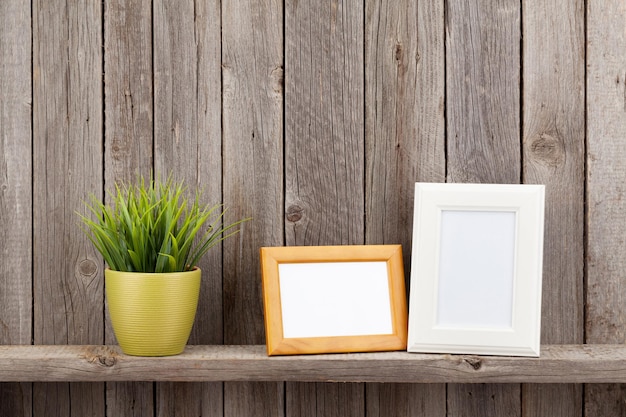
[78,175,248,356]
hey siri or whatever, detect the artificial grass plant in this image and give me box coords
[78,176,248,273]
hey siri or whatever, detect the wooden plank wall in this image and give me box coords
[0,0,625,416]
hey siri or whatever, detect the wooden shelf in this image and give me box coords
[1,344,625,383]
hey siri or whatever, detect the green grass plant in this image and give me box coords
[78,176,249,273]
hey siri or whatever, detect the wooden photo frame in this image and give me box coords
[260,245,408,356]
[408,183,545,357]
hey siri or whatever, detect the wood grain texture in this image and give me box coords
[103,1,155,415]
[33,0,105,415]
[2,345,626,383]
[585,0,626,350]
[33,0,104,350]
[446,0,521,184]
[521,0,585,415]
[153,0,223,347]
[365,0,445,256]
[522,0,585,347]
[157,382,223,417]
[448,384,520,417]
[0,0,32,348]
[222,0,283,349]
[446,0,521,415]
[286,383,364,417]
[104,0,153,184]
[364,0,445,415]
[284,0,365,414]
[0,0,33,414]
[586,0,626,415]
[0,383,32,417]
[222,0,284,414]
[5,0,626,414]
[366,383,445,417]
[106,382,154,417]
[153,0,224,415]
[284,0,364,247]
[585,384,626,417]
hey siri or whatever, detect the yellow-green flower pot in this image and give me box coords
[105,268,201,356]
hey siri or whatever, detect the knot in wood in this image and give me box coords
[84,346,118,368]
[394,43,403,62]
[529,133,565,168]
[286,205,304,223]
[464,357,482,370]
[270,66,284,94]
[78,259,98,277]
[111,139,128,161]
[97,354,117,367]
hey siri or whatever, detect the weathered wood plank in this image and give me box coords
[105,382,154,417]
[222,0,283,353]
[1,345,626,383]
[222,0,283,414]
[448,384,520,417]
[156,383,223,417]
[104,0,153,183]
[366,384,445,417]
[152,0,224,341]
[522,0,585,351]
[284,0,365,414]
[364,0,445,414]
[446,0,521,185]
[33,0,105,416]
[521,0,585,415]
[586,0,626,415]
[286,383,364,417]
[103,0,155,415]
[0,0,33,415]
[0,0,32,349]
[446,0,521,415]
[152,0,224,415]
[285,0,364,247]
[0,383,31,417]
[364,0,445,268]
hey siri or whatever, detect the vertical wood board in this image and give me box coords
[153,0,223,349]
[448,384,521,417]
[285,0,364,247]
[222,0,284,415]
[364,0,445,415]
[446,0,521,184]
[222,0,284,345]
[153,0,224,415]
[103,0,155,414]
[285,0,365,414]
[366,384,445,417]
[446,0,521,415]
[364,0,445,259]
[0,2,33,414]
[286,383,364,417]
[586,0,626,415]
[0,0,33,347]
[521,0,585,414]
[104,0,154,184]
[33,1,105,416]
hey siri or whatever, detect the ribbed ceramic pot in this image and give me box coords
[105,268,201,356]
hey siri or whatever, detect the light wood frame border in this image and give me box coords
[408,183,545,357]
[260,245,408,356]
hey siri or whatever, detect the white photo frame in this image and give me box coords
[260,245,408,356]
[407,183,545,357]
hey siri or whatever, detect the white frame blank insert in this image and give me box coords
[407,183,545,357]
